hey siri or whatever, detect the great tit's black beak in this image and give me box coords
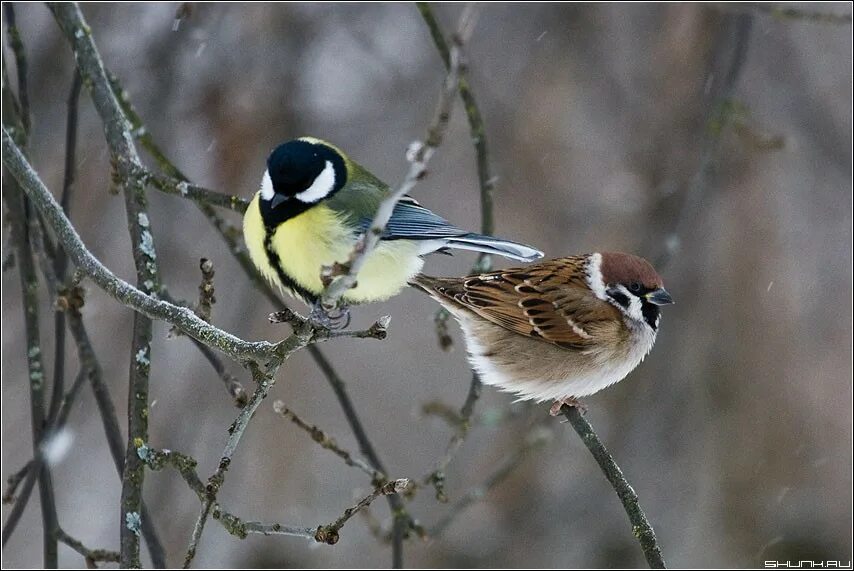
[270,194,288,209]
[645,288,674,306]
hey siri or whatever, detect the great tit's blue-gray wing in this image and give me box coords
[354,196,543,262]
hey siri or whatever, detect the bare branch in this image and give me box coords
[2,129,285,365]
[1,166,59,568]
[2,461,33,505]
[272,400,386,483]
[66,296,167,567]
[55,527,120,568]
[423,372,481,502]
[416,1,498,502]
[3,3,30,133]
[318,3,480,312]
[47,3,166,562]
[315,480,411,545]
[712,2,852,24]
[429,425,551,537]
[195,258,216,323]
[146,170,249,212]
[561,405,666,569]
[653,12,754,270]
[182,364,299,568]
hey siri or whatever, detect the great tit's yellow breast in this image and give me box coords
[243,193,424,304]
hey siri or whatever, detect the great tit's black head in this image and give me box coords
[260,138,347,210]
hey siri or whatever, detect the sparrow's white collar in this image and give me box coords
[587,252,608,301]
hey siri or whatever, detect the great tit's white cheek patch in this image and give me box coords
[295,160,335,203]
[260,170,275,200]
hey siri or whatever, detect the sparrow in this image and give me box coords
[410,252,673,414]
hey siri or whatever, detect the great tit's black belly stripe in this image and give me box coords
[262,229,318,305]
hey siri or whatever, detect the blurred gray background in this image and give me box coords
[2,2,852,568]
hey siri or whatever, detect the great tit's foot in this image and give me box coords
[549,397,587,417]
[309,303,352,330]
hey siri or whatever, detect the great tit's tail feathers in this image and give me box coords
[443,234,543,262]
[356,199,543,262]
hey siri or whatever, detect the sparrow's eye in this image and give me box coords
[629,282,642,293]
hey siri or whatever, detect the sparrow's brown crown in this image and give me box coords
[600,252,663,290]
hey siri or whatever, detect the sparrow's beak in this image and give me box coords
[645,288,674,306]
[270,193,288,209]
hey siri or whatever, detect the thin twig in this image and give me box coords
[55,527,121,568]
[562,405,666,569]
[2,461,33,504]
[181,354,320,568]
[219,514,316,540]
[268,309,391,342]
[318,3,480,312]
[9,72,85,559]
[423,372,481,502]
[106,76,253,409]
[214,480,410,546]
[315,480,412,545]
[1,7,59,565]
[429,425,551,537]
[1,180,59,567]
[416,1,495,502]
[305,344,411,568]
[158,288,248,407]
[713,2,852,24]
[141,447,318,545]
[653,12,754,270]
[3,3,30,133]
[194,258,215,322]
[66,262,167,568]
[272,400,385,483]
[145,170,249,212]
[48,5,162,564]
[0,62,60,563]
[46,69,82,430]
[181,378,260,566]
[186,337,248,407]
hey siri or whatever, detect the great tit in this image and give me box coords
[242,137,543,308]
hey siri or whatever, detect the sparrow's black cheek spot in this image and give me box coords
[607,290,630,309]
[641,301,661,331]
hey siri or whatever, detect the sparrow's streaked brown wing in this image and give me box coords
[417,257,620,350]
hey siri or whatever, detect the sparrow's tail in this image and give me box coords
[409,274,466,302]
[442,233,543,262]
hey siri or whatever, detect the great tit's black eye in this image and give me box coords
[629,282,642,293]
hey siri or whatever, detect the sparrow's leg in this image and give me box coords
[309,303,352,330]
[549,396,587,417]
